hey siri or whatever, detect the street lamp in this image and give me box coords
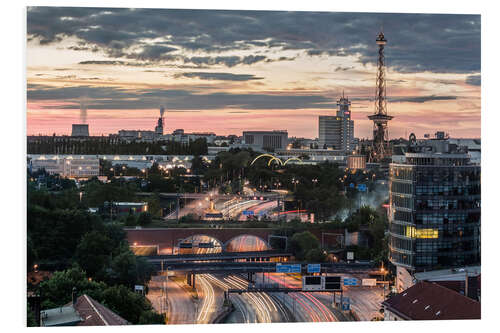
[312,178,318,187]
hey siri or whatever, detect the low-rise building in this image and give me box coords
[243,130,288,150]
[113,202,148,216]
[41,294,129,326]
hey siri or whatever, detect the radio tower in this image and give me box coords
[368,31,393,162]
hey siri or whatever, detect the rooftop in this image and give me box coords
[41,294,129,326]
[382,281,480,320]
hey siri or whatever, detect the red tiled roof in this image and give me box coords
[382,281,480,320]
[65,295,129,326]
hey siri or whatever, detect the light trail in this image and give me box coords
[196,274,216,324]
[263,273,337,322]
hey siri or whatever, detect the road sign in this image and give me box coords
[343,278,358,286]
[302,276,323,291]
[347,251,354,260]
[324,276,342,291]
[307,264,321,273]
[362,278,377,286]
[134,285,144,291]
[242,210,254,216]
[276,264,301,273]
[357,184,367,192]
[349,183,355,188]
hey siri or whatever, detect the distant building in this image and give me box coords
[382,281,480,321]
[347,154,367,169]
[318,94,355,152]
[388,137,481,273]
[113,202,148,216]
[242,130,288,150]
[41,294,129,326]
[30,156,99,178]
[71,124,89,137]
[164,129,216,144]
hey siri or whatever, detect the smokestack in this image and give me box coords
[160,105,165,118]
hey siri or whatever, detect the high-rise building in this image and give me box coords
[388,137,480,278]
[318,93,354,152]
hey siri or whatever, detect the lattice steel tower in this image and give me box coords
[368,31,393,162]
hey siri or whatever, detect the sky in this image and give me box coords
[26,7,481,139]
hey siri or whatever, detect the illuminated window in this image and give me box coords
[416,229,439,239]
[405,226,416,238]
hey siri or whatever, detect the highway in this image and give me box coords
[204,274,290,323]
[256,273,338,322]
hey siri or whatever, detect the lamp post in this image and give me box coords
[380,264,387,298]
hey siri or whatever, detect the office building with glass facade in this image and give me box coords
[388,140,480,272]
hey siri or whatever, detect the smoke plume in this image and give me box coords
[80,97,88,124]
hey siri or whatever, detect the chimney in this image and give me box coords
[72,287,77,307]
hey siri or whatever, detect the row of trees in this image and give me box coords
[28,137,208,155]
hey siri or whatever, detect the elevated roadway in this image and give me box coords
[143,250,292,262]
[149,261,376,274]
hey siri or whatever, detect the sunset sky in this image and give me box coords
[26,7,481,139]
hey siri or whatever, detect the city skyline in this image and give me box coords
[27,8,481,139]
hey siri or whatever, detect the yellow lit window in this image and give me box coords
[415,229,439,239]
[405,226,416,238]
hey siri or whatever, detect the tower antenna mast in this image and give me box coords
[368,31,393,162]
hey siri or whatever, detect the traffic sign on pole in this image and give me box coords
[242,210,254,216]
[343,278,358,286]
[307,264,321,273]
[276,264,301,273]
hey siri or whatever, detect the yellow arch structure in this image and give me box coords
[283,157,302,165]
[250,154,280,166]
[267,156,284,166]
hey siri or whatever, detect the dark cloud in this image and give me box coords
[465,74,481,86]
[27,84,338,110]
[27,7,480,73]
[176,72,263,81]
[391,95,458,103]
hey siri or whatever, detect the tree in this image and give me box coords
[108,249,137,287]
[137,212,153,226]
[39,267,107,310]
[74,231,113,278]
[290,231,320,260]
[138,310,165,324]
[305,248,327,262]
[125,213,137,226]
[100,285,153,324]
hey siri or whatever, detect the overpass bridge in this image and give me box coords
[149,261,376,274]
[126,227,344,253]
[151,261,376,288]
[142,250,291,263]
[137,192,283,200]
